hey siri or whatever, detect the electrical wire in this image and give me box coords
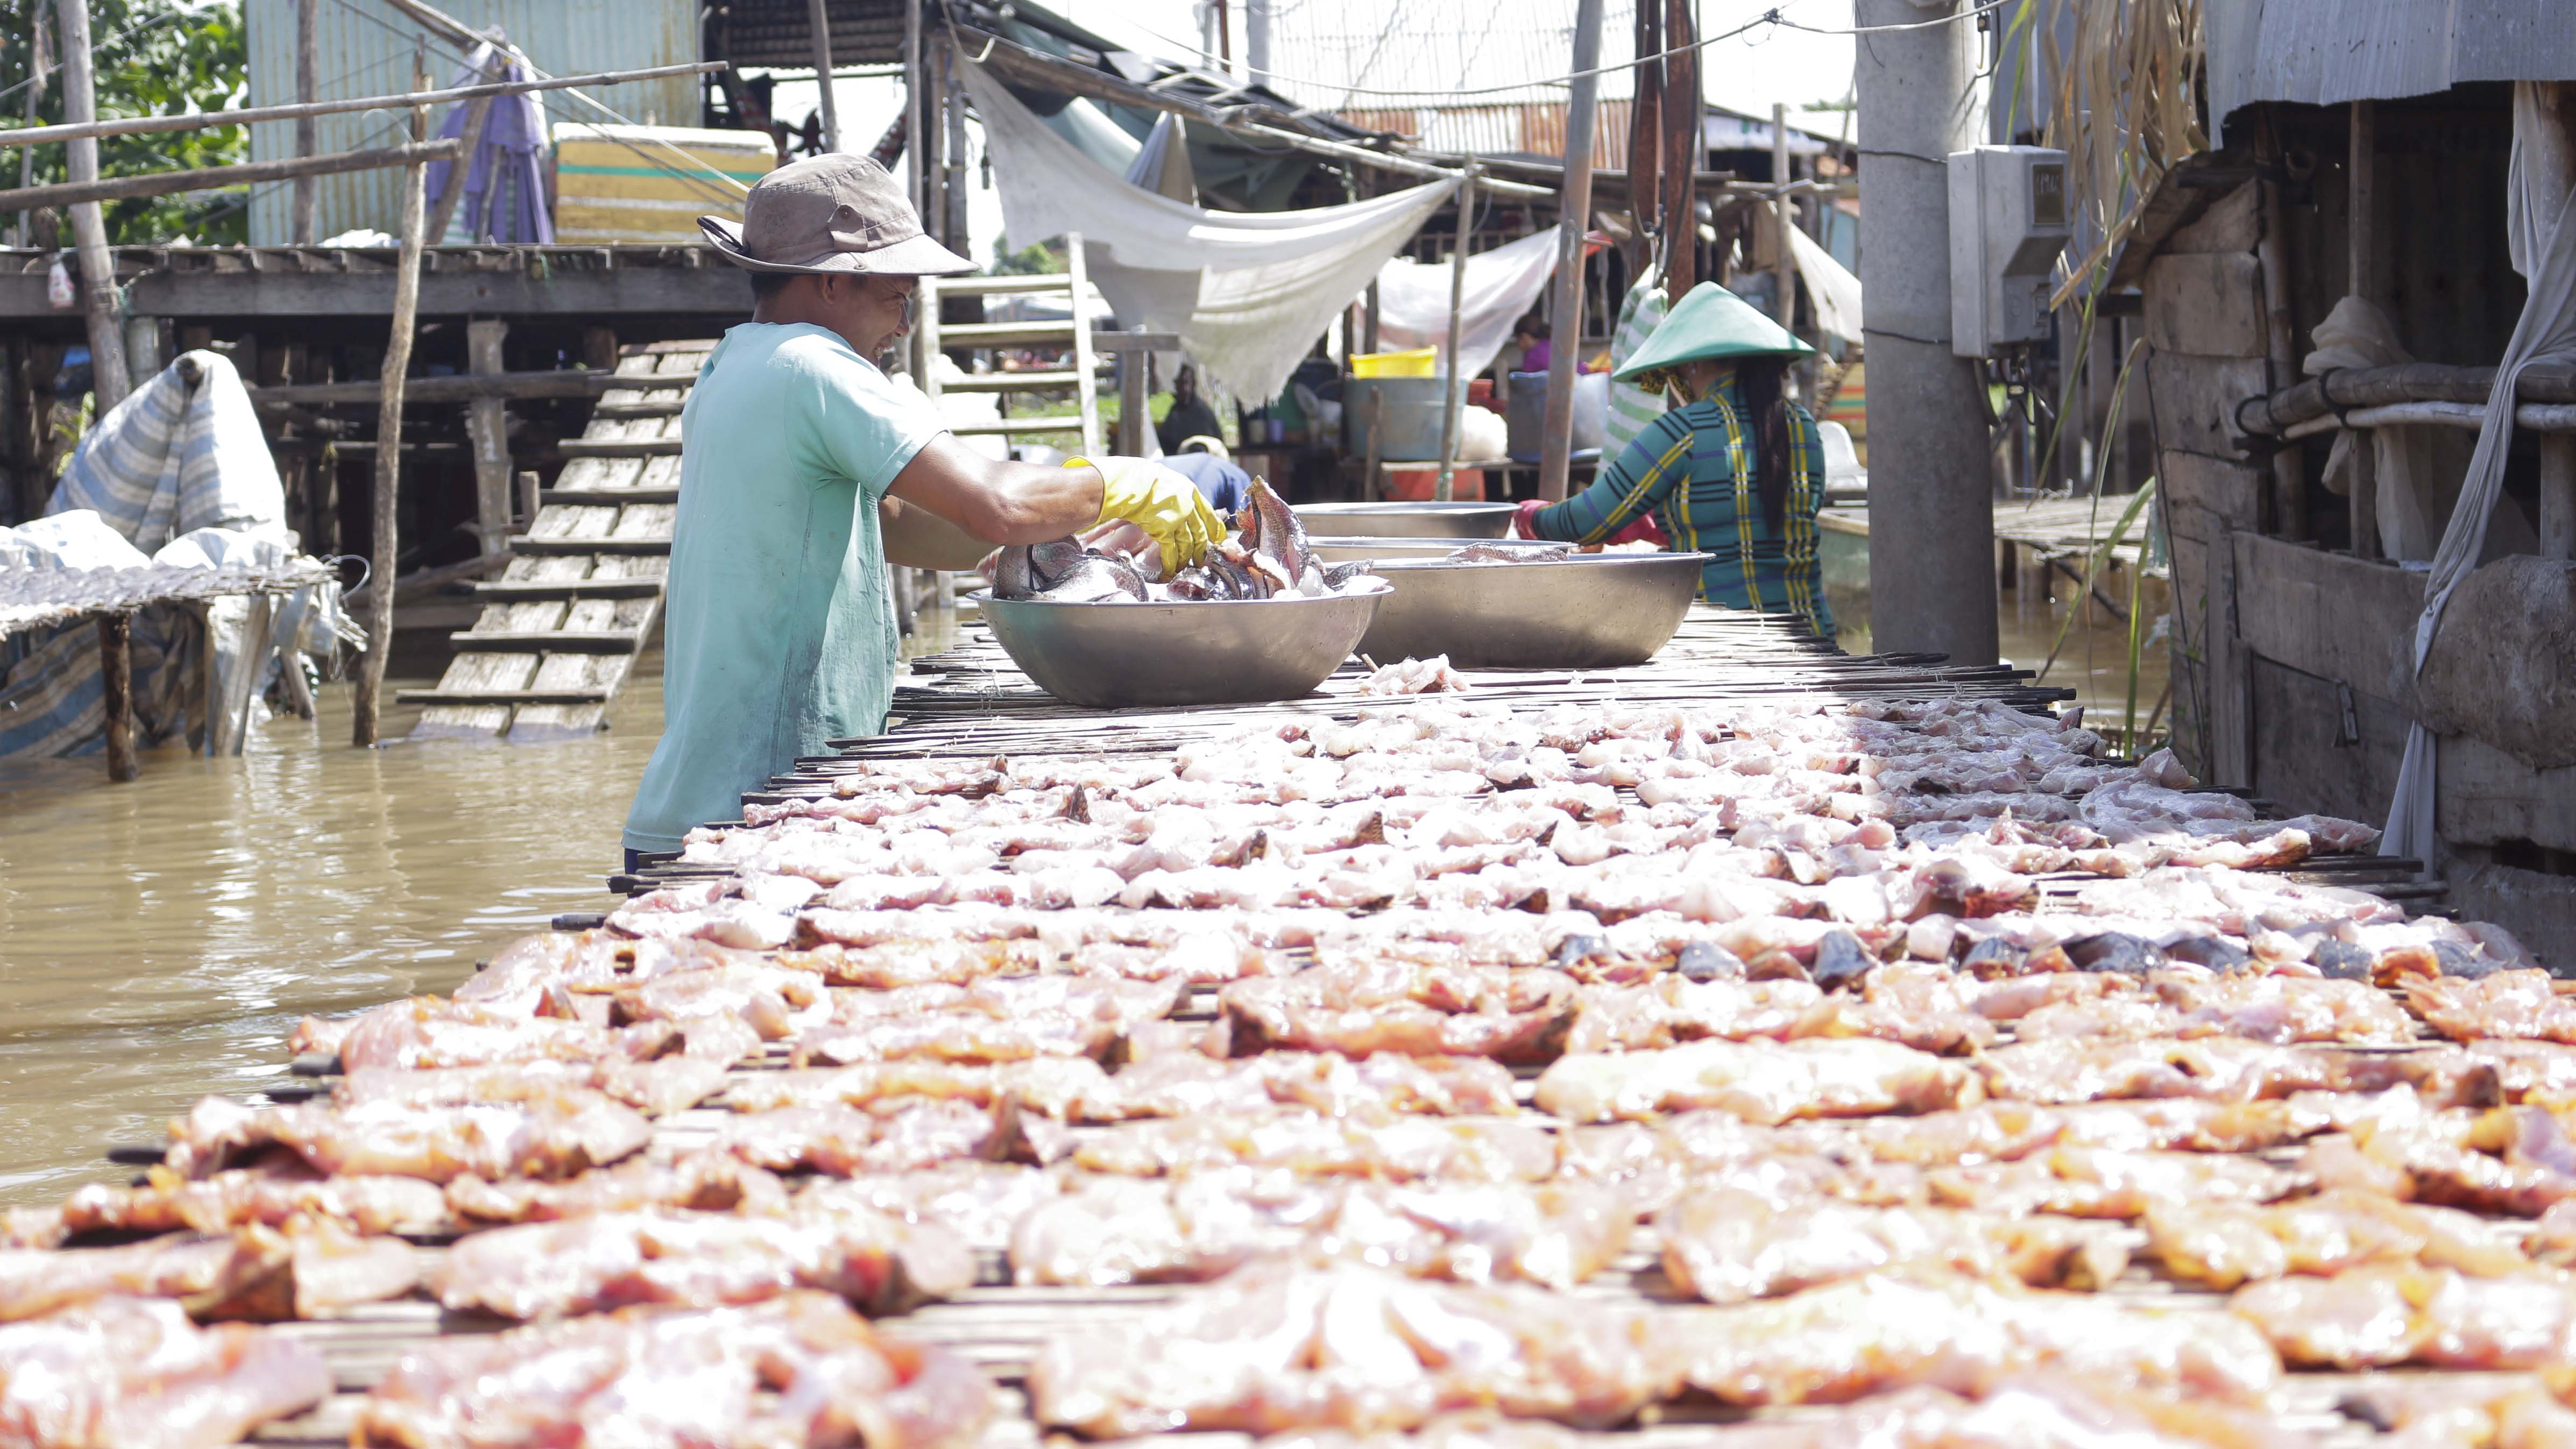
[1100,0,2011,104]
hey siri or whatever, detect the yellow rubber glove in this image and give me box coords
[1068,457,1226,576]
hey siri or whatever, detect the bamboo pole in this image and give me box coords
[1771,102,1795,329]
[16,0,47,247]
[0,138,461,212]
[1538,0,1603,505]
[0,62,726,148]
[352,54,432,749]
[55,0,126,411]
[292,0,318,242]
[808,0,841,152]
[1434,165,1475,503]
[95,610,135,782]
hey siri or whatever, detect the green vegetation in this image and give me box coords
[988,236,1068,276]
[0,0,250,244]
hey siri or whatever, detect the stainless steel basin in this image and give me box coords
[1291,501,1517,539]
[1307,536,1574,564]
[974,581,1391,709]
[1355,552,1709,670]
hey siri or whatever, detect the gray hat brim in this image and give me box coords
[699,215,976,276]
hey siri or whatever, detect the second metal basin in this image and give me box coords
[974,581,1390,709]
[1291,501,1517,539]
[1356,552,1709,670]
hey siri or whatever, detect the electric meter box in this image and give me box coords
[1947,146,2072,357]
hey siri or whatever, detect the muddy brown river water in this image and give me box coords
[0,589,2154,1208]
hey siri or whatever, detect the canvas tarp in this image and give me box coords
[2384,83,2576,861]
[0,351,355,759]
[1369,229,1561,383]
[959,57,1451,403]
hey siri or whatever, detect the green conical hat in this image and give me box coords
[1612,281,1815,381]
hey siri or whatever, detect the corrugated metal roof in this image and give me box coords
[2205,0,2576,142]
[243,0,699,246]
[713,0,908,70]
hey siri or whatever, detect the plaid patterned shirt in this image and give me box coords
[1528,372,1833,636]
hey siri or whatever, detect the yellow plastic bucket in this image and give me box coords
[1351,347,1438,378]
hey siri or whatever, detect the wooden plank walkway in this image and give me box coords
[401,342,708,742]
[1820,495,2163,573]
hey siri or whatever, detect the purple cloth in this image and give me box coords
[1521,339,1552,373]
[422,51,554,244]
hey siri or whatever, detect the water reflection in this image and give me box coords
[0,656,666,1204]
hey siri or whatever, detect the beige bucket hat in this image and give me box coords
[699,154,974,276]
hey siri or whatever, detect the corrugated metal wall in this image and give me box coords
[243,0,699,245]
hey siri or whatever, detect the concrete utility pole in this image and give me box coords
[1855,0,1995,664]
[1244,0,1271,87]
[1771,102,1795,329]
[56,0,128,410]
[1538,0,1604,502]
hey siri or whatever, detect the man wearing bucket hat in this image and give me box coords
[621,155,1224,868]
[1513,282,1834,638]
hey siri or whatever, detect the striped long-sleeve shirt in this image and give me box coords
[1528,372,1834,636]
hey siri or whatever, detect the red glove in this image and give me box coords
[1513,498,1548,541]
[1607,512,1668,549]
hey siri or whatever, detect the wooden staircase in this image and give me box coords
[402,341,706,742]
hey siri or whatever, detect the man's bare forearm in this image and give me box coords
[888,434,1103,544]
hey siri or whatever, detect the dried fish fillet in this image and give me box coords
[358,1292,995,1449]
[1659,1190,2130,1303]
[0,1296,331,1449]
[2228,1264,2576,1369]
[1013,1171,1630,1290]
[1534,1038,1980,1125]
[2143,1187,2533,1289]
[164,1090,651,1184]
[1028,1261,1674,1436]
[430,1203,971,1319]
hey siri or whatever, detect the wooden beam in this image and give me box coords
[0,62,728,148]
[0,138,462,213]
[292,0,318,243]
[2543,434,2575,561]
[251,368,624,407]
[95,610,135,782]
[57,0,128,410]
[1434,166,1473,503]
[354,61,431,750]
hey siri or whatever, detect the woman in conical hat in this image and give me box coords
[1515,282,1834,637]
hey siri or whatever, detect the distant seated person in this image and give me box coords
[1512,314,1552,375]
[1156,363,1226,456]
[1160,450,1251,516]
[1515,282,1834,637]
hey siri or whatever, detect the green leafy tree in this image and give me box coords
[0,1,248,244]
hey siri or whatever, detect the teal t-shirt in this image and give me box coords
[621,323,940,852]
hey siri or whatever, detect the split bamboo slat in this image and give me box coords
[401,342,704,742]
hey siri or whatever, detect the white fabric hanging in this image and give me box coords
[2383,90,2576,863]
[959,58,1450,402]
[1123,112,1198,206]
[1787,224,1864,344]
[1370,229,1560,382]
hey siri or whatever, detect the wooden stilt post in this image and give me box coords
[808,0,841,152]
[293,0,320,242]
[95,610,135,782]
[1434,165,1475,502]
[17,0,47,248]
[465,318,511,559]
[55,0,127,410]
[1538,0,1603,504]
[353,51,432,748]
[1659,0,1700,303]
